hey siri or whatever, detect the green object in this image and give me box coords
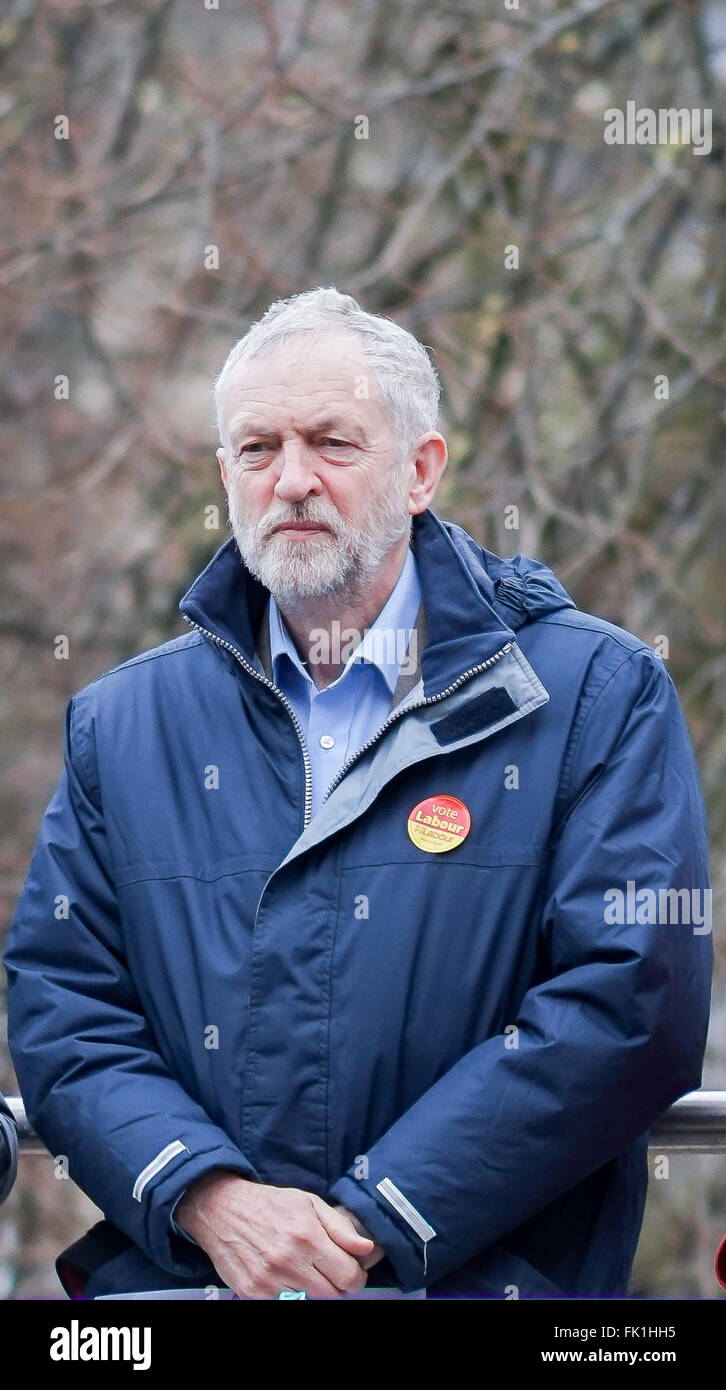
[277,1290,307,1299]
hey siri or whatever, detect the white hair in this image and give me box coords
[213,285,441,466]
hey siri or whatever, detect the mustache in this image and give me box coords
[259,504,343,540]
[224,473,343,542]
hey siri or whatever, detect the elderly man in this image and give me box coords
[4,287,712,1300]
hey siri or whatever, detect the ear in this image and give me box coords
[408,432,448,514]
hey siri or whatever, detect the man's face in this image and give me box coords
[217,333,414,607]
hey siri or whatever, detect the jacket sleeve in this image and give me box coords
[3,694,261,1280]
[328,647,713,1290]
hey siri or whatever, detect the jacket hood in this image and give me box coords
[434,517,577,631]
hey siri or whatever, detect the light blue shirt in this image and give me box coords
[269,545,422,817]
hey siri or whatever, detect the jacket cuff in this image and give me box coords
[169,1194,199,1245]
[142,1141,260,1278]
[328,1173,431,1292]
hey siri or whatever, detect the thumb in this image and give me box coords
[359,1241,386,1271]
[314,1198,376,1254]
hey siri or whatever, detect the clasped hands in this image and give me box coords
[175,1168,386,1299]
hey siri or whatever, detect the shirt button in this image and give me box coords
[320,734,335,749]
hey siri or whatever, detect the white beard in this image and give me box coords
[226,467,412,609]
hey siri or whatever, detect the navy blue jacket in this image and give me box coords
[3,507,713,1298]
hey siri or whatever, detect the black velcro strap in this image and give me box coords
[430,686,517,745]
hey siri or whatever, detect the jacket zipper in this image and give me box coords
[320,640,513,806]
[182,613,512,828]
[182,614,314,827]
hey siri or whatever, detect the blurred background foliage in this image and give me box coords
[0,0,725,1297]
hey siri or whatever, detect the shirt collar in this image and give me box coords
[269,544,422,696]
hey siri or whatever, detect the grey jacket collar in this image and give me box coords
[254,595,427,712]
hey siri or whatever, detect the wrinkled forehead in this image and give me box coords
[220,331,388,432]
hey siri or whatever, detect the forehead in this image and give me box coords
[221,332,388,435]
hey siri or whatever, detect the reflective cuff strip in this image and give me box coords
[132,1140,189,1202]
[376,1177,436,1243]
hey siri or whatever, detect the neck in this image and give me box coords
[275,534,410,690]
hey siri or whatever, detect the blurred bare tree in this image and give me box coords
[1,0,724,1296]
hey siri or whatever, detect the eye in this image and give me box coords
[237,442,270,458]
[321,437,349,448]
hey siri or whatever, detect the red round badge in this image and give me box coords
[407,794,471,854]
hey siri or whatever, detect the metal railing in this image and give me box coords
[5,1089,726,1154]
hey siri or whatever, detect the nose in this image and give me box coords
[273,439,323,503]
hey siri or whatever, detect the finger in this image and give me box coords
[306,1256,368,1299]
[302,1235,370,1295]
[227,1252,347,1301]
[314,1197,376,1255]
[275,1258,352,1300]
[359,1242,386,1270]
